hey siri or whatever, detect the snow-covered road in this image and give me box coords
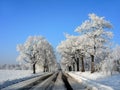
[1,71,93,90]
[1,71,118,90]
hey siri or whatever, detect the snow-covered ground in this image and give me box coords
[70,71,120,90]
[1,70,119,90]
[74,71,107,80]
[0,70,43,89]
[97,74,120,90]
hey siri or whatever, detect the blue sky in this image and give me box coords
[0,0,120,64]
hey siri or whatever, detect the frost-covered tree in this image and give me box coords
[75,13,113,73]
[112,45,120,62]
[57,34,87,72]
[73,35,89,72]
[57,13,114,73]
[110,45,120,72]
[17,36,57,74]
[57,35,77,71]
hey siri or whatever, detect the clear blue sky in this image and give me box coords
[0,0,120,64]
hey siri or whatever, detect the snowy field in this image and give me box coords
[0,70,43,89]
[70,71,120,90]
[0,70,32,82]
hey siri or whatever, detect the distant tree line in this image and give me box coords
[0,64,31,70]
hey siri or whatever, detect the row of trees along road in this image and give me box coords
[17,36,57,74]
[16,13,120,74]
[57,13,113,73]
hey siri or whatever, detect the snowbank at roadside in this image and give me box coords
[68,72,114,90]
[74,71,108,80]
[97,74,120,90]
[72,71,120,90]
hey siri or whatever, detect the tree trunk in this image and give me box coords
[81,56,85,72]
[43,66,46,72]
[91,55,95,73]
[47,65,49,72]
[73,62,75,71]
[49,65,51,72]
[76,58,79,71]
[33,63,36,74]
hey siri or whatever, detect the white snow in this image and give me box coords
[1,72,52,90]
[68,71,120,90]
[74,71,107,80]
[0,70,43,89]
[97,74,120,90]
[0,70,32,82]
